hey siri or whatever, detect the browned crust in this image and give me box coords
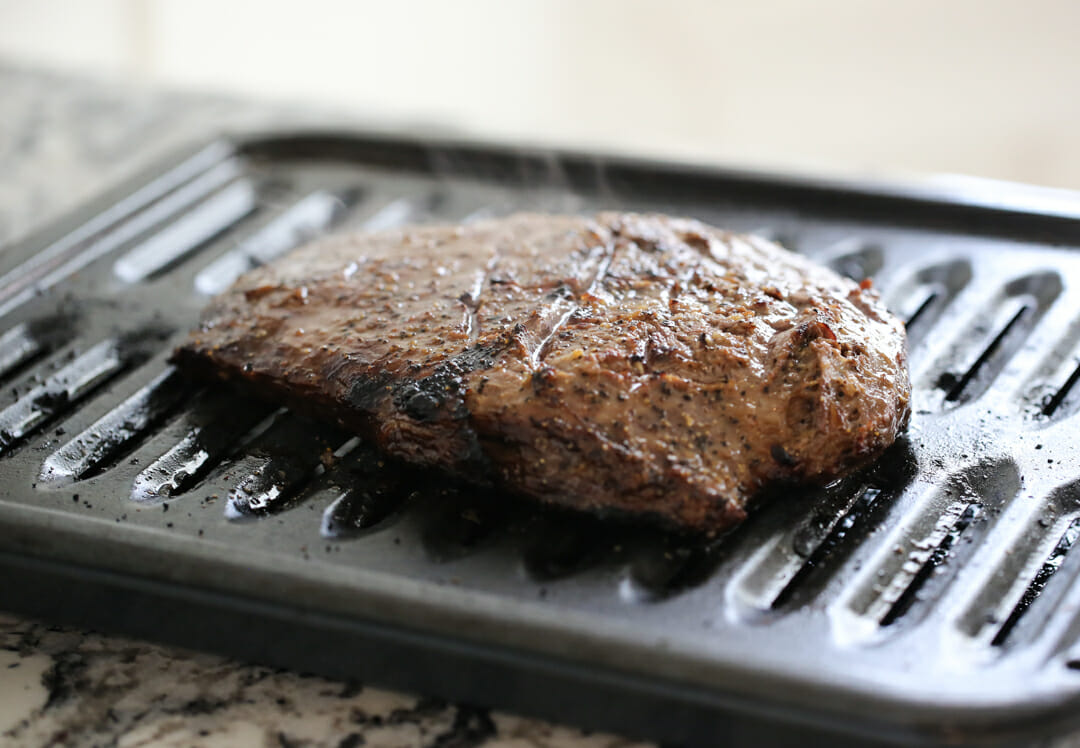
[173,212,910,534]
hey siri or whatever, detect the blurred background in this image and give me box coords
[2,0,1080,189]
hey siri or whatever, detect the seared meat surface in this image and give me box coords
[174,213,910,533]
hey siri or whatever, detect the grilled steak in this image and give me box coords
[173,212,910,534]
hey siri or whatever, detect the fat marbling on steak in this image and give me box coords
[173,212,910,534]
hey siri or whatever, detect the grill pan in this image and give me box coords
[3,132,1080,747]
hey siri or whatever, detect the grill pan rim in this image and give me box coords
[5,539,1080,748]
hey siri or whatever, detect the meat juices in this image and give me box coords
[173,213,910,534]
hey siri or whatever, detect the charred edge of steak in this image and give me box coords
[173,336,513,479]
[388,338,506,423]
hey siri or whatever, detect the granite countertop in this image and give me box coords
[0,64,649,748]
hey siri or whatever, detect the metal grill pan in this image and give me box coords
[3,132,1080,746]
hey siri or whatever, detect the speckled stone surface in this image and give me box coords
[0,612,649,748]
[0,63,651,748]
